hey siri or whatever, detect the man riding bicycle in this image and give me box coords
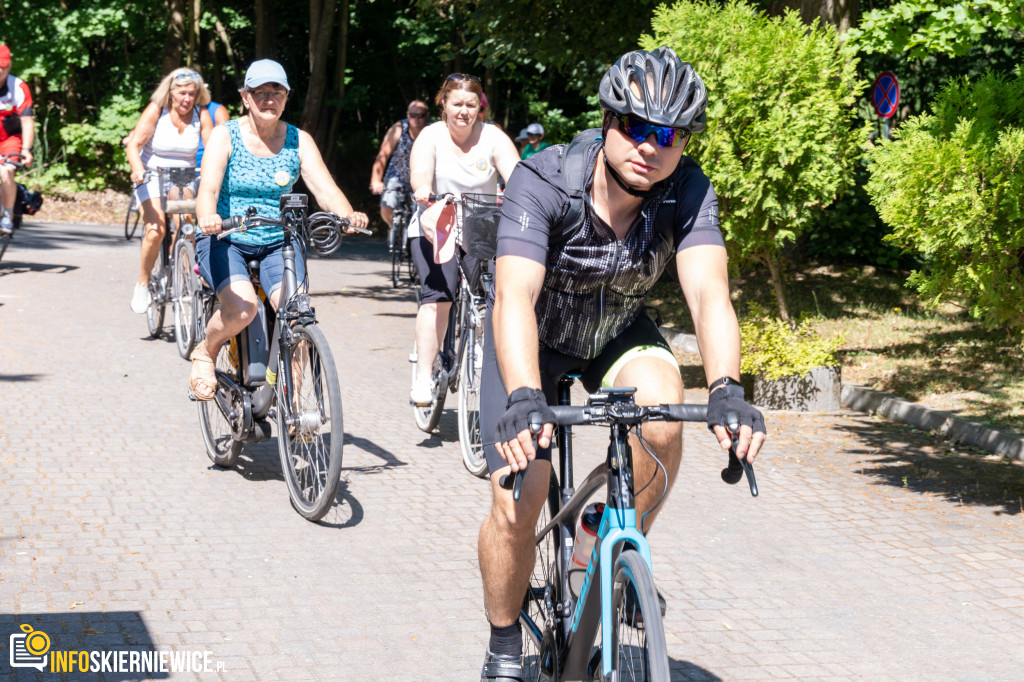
[476,47,768,680]
[0,44,35,236]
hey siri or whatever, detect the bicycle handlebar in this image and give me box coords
[0,154,25,169]
[499,400,758,499]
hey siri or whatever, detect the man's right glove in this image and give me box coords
[706,382,767,437]
[496,387,556,445]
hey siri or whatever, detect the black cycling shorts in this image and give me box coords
[480,311,674,475]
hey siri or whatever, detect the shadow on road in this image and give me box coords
[11,222,127,250]
[670,656,723,681]
[0,611,169,679]
[836,417,1024,515]
[0,373,45,382]
[0,260,79,277]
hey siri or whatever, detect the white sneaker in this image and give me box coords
[130,283,151,313]
[410,377,435,406]
[0,214,12,235]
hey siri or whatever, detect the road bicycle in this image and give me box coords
[505,382,758,681]
[142,167,200,359]
[194,194,366,521]
[0,155,42,265]
[409,192,500,477]
[389,187,416,288]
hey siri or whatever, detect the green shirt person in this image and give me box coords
[520,122,550,159]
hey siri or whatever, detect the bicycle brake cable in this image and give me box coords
[633,426,669,533]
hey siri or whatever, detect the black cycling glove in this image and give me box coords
[496,387,556,445]
[706,383,767,437]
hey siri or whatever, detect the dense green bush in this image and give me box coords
[866,68,1024,331]
[739,303,844,380]
[642,0,867,321]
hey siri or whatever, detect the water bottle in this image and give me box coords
[569,503,604,597]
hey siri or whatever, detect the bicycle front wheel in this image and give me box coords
[276,323,344,521]
[522,469,560,682]
[609,550,670,682]
[457,325,487,477]
[173,238,198,359]
[145,245,166,338]
[124,197,140,240]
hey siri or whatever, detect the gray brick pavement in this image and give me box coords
[1,221,1023,680]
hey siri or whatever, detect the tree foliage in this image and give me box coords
[644,0,867,321]
[846,0,1024,60]
[866,68,1024,331]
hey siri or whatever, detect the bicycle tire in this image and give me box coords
[197,316,244,468]
[145,244,167,338]
[173,238,198,359]
[276,323,344,522]
[457,323,487,477]
[389,217,403,288]
[410,338,446,433]
[522,469,561,682]
[0,232,10,264]
[124,196,140,240]
[609,550,670,682]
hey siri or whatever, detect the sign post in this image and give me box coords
[872,71,900,139]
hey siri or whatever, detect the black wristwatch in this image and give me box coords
[708,376,741,393]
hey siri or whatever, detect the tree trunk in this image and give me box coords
[213,19,240,83]
[161,0,187,75]
[254,0,276,59]
[187,0,201,67]
[768,0,859,33]
[206,32,222,102]
[301,0,337,145]
[325,0,349,167]
[763,247,793,325]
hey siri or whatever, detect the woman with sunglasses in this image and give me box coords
[370,100,430,238]
[474,47,767,679]
[188,59,368,401]
[127,68,214,313]
[406,73,519,406]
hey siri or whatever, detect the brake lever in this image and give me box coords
[498,411,547,501]
[720,411,758,497]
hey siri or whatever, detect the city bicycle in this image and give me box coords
[505,382,758,681]
[141,167,200,358]
[194,194,366,521]
[0,155,42,265]
[408,192,500,477]
[389,187,415,288]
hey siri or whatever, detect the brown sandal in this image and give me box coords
[188,347,217,401]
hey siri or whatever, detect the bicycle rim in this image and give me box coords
[609,550,670,682]
[457,328,487,477]
[198,334,243,467]
[173,239,197,359]
[276,323,344,521]
[146,247,166,338]
[522,469,560,682]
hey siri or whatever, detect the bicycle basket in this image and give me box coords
[460,193,502,260]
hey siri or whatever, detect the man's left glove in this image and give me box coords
[496,387,555,445]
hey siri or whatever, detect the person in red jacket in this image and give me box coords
[0,44,34,236]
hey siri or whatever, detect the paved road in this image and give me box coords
[2,221,1023,681]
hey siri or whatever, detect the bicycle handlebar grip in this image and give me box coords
[663,404,709,422]
[222,216,244,230]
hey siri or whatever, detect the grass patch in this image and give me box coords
[649,263,1024,434]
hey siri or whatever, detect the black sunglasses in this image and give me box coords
[408,112,428,119]
[447,72,481,84]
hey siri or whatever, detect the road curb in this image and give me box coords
[660,326,1024,463]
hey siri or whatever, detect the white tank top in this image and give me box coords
[141,107,201,169]
[409,121,501,239]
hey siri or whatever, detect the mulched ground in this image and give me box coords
[31,189,129,226]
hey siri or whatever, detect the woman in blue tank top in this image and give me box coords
[188,59,368,401]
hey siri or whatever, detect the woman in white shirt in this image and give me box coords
[126,68,213,313]
[407,73,519,405]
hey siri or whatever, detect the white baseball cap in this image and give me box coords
[244,59,290,91]
[526,123,544,135]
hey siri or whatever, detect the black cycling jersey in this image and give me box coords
[494,141,724,359]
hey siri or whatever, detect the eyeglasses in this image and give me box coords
[408,112,428,119]
[172,71,200,83]
[248,89,287,103]
[614,115,689,148]
[447,72,481,84]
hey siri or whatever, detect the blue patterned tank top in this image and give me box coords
[382,118,413,187]
[217,119,301,246]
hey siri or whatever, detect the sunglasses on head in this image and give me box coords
[172,71,200,83]
[614,115,689,148]
[447,72,481,84]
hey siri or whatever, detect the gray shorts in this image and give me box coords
[380,176,412,210]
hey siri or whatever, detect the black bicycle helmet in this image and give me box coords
[599,46,707,133]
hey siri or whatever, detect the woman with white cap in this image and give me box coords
[187,59,368,401]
